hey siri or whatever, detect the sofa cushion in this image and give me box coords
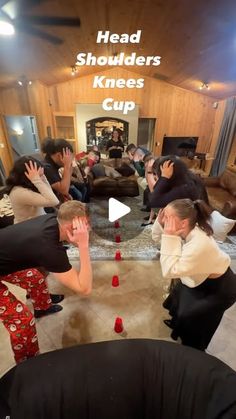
[101,157,132,169]
[116,164,135,177]
[104,166,121,178]
[206,187,233,212]
[116,176,139,197]
[91,163,106,178]
[91,176,139,197]
[209,210,236,242]
[219,169,236,196]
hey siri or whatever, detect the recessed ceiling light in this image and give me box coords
[0,20,15,36]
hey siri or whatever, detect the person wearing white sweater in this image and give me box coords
[152,198,236,350]
[7,158,59,224]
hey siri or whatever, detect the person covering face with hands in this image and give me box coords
[152,198,236,351]
[148,155,209,209]
[42,138,74,204]
[0,200,92,363]
[5,156,59,224]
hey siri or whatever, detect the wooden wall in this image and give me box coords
[0,116,13,175]
[48,67,217,155]
[0,81,53,140]
[0,68,226,174]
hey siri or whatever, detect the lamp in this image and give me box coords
[17,76,32,86]
[199,82,210,90]
[15,128,23,136]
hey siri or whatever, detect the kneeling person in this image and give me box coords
[152,198,236,351]
[0,201,92,363]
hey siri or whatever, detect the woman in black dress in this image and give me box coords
[106,130,124,159]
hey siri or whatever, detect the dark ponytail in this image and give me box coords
[169,198,213,236]
[192,200,213,236]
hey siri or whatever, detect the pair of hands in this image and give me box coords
[160,160,174,179]
[67,216,90,248]
[157,209,184,236]
[145,158,155,172]
[60,147,73,168]
[25,161,45,182]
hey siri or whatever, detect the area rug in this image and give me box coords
[67,195,236,261]
[67,195,158,261]
[218,235,236,259]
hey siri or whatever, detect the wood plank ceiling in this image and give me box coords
[0,0,236,99]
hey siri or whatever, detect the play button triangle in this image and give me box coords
[108,198,131,222]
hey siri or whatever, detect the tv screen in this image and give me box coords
[161,136,198,157]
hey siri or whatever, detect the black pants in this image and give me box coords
[143,186,150,209]
[163,268,236,350]
[0,214,14,229]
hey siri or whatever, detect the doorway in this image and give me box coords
[137,118,156,151]
[86,117,129,153]
[4,115,40,160]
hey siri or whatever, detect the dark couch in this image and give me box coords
[88,158,139,197]
[203,168,236,231]
[1,339,236,419]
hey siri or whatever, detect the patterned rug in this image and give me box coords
[67,195,236,261]
[67,195,158,261]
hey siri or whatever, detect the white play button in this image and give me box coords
[108,198,131,222]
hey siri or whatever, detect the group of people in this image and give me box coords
[0,139,93,363]
[0,136,236,364]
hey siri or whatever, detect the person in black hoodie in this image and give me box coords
[147,155,209,209]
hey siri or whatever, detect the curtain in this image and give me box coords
[210,97,236,176]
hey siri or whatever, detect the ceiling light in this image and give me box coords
[28,80,32,85]
[71,65,78,76]
[17,80,23,86]
[199,82,210,90]
[0,20,15,35]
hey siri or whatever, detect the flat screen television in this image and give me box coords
[161,136,198,157]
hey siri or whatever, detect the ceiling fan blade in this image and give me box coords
[0,0,10,9]
[17,15,81,27]
[14,21,63,44]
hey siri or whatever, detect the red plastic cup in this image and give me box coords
[114,220,120,229]
[114,317,123,333]
[115,234,121,243]
[115,250,122,261]
[112,275,119,287]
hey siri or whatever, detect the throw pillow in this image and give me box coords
[116,164,135,177]
[91,164,106,178]
[104,166,121,178]
[209,210,236,242]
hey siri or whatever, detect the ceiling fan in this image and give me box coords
[0,0,81,45]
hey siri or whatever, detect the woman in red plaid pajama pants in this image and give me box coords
[0,268,52,363]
